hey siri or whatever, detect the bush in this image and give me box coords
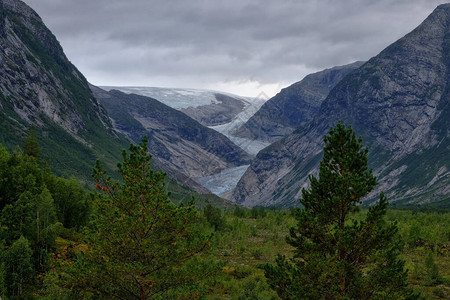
[204,204,226,231]
[424,252,443,286]
[233,207,248,218]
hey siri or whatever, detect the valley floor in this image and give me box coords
[202,208,450,299]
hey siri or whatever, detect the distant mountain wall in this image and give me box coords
[232,4,450,207]
[92,87,253,181]
[234,61,364,143]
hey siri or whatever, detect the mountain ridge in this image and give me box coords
[234,61,364,143]
[0,0,129,180]
[91,86,253,181]
[231,4,450,207]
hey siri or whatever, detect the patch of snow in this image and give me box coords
[102,86,270,155]
[196,165,250,196]
[101,86,253,109]
[209,96,268,155]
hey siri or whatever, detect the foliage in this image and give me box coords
[43,174,91,229]
[54,137,211,299]
[204,204,227,231]
[423,252,443,286]
[0,145,61,271]
[0,136,448,299]
[250,206,267,219]
[0,141,92,299]
[23,126,40,163]
[1,236,34,299]
[233,206,248,218]
[264,122,416,299]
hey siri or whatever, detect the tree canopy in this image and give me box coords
[54,137,211,299]
[264,122,416,299]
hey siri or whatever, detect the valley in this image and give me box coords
[100,86,270,195]
[0,1,449,299]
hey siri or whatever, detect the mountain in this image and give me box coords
[101,87,263,127]
[231,4,450,207]
[0,0,242,209]
[181,93,246,126]
[91,87,253,182]
[0,0,128,180]
[234,62,364,143]
[104,86,270,155]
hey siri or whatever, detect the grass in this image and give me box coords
[201,208,450,299]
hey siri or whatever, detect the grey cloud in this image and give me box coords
[22,0,449,96]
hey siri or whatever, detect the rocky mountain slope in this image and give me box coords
[91,86,253,181]
[0,0,242,201]
[231,4,450,207]
[182,93,247,126]
[234,62,364,143]
[105,86,269,155]
[102,87,261,127]
[0,0,128,180]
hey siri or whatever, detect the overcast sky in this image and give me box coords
[22,0,448,97]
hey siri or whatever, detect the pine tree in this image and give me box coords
[56,137,211,299]
[23,127,40,162]
[264,122,416,299]
[424,252,442,286]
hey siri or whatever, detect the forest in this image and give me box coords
[0,127,449,299]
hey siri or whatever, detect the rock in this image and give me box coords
[0,0,126,181]
[233,4,450,207]
[91,87,253,180]
[234,61,364,143]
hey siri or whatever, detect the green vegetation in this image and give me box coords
[200,208,450,299]
[3,8,131,184]
[50,137,213,299]
[264,122,414,299]
[0,132,448,299]
[0,142,91,299]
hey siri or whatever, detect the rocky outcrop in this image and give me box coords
[232,4,450,207]
[91,86,253,179]
[182,93,247,126]
[0,0,110,136]
[234,62,364,143]
[0,0,126,180]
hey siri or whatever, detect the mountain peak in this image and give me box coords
[0,0,127,181]
[2,0,42,22]
[232,4,450,207]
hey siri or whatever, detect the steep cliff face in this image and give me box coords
[91,86,253,179]
[232,4,450,207]
[234,62,364,143]
[0,0,127,179]
[0,0,112,134]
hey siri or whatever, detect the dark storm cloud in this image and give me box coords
[22,0,449,96]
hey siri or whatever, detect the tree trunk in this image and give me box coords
[140,285,146,300]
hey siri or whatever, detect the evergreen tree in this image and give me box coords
[423,252,442,286]
[2,236,34,298]
[204,204,226,231]
[56,137,211,299]
[264,122,416,299]
[23,127,40,162]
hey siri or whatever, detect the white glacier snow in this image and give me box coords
[101,86,271,195]
[195,165,250,196]
[101,86,226,109]
[102,86,270,155]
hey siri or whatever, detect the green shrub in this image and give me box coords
[424,252,443,286]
